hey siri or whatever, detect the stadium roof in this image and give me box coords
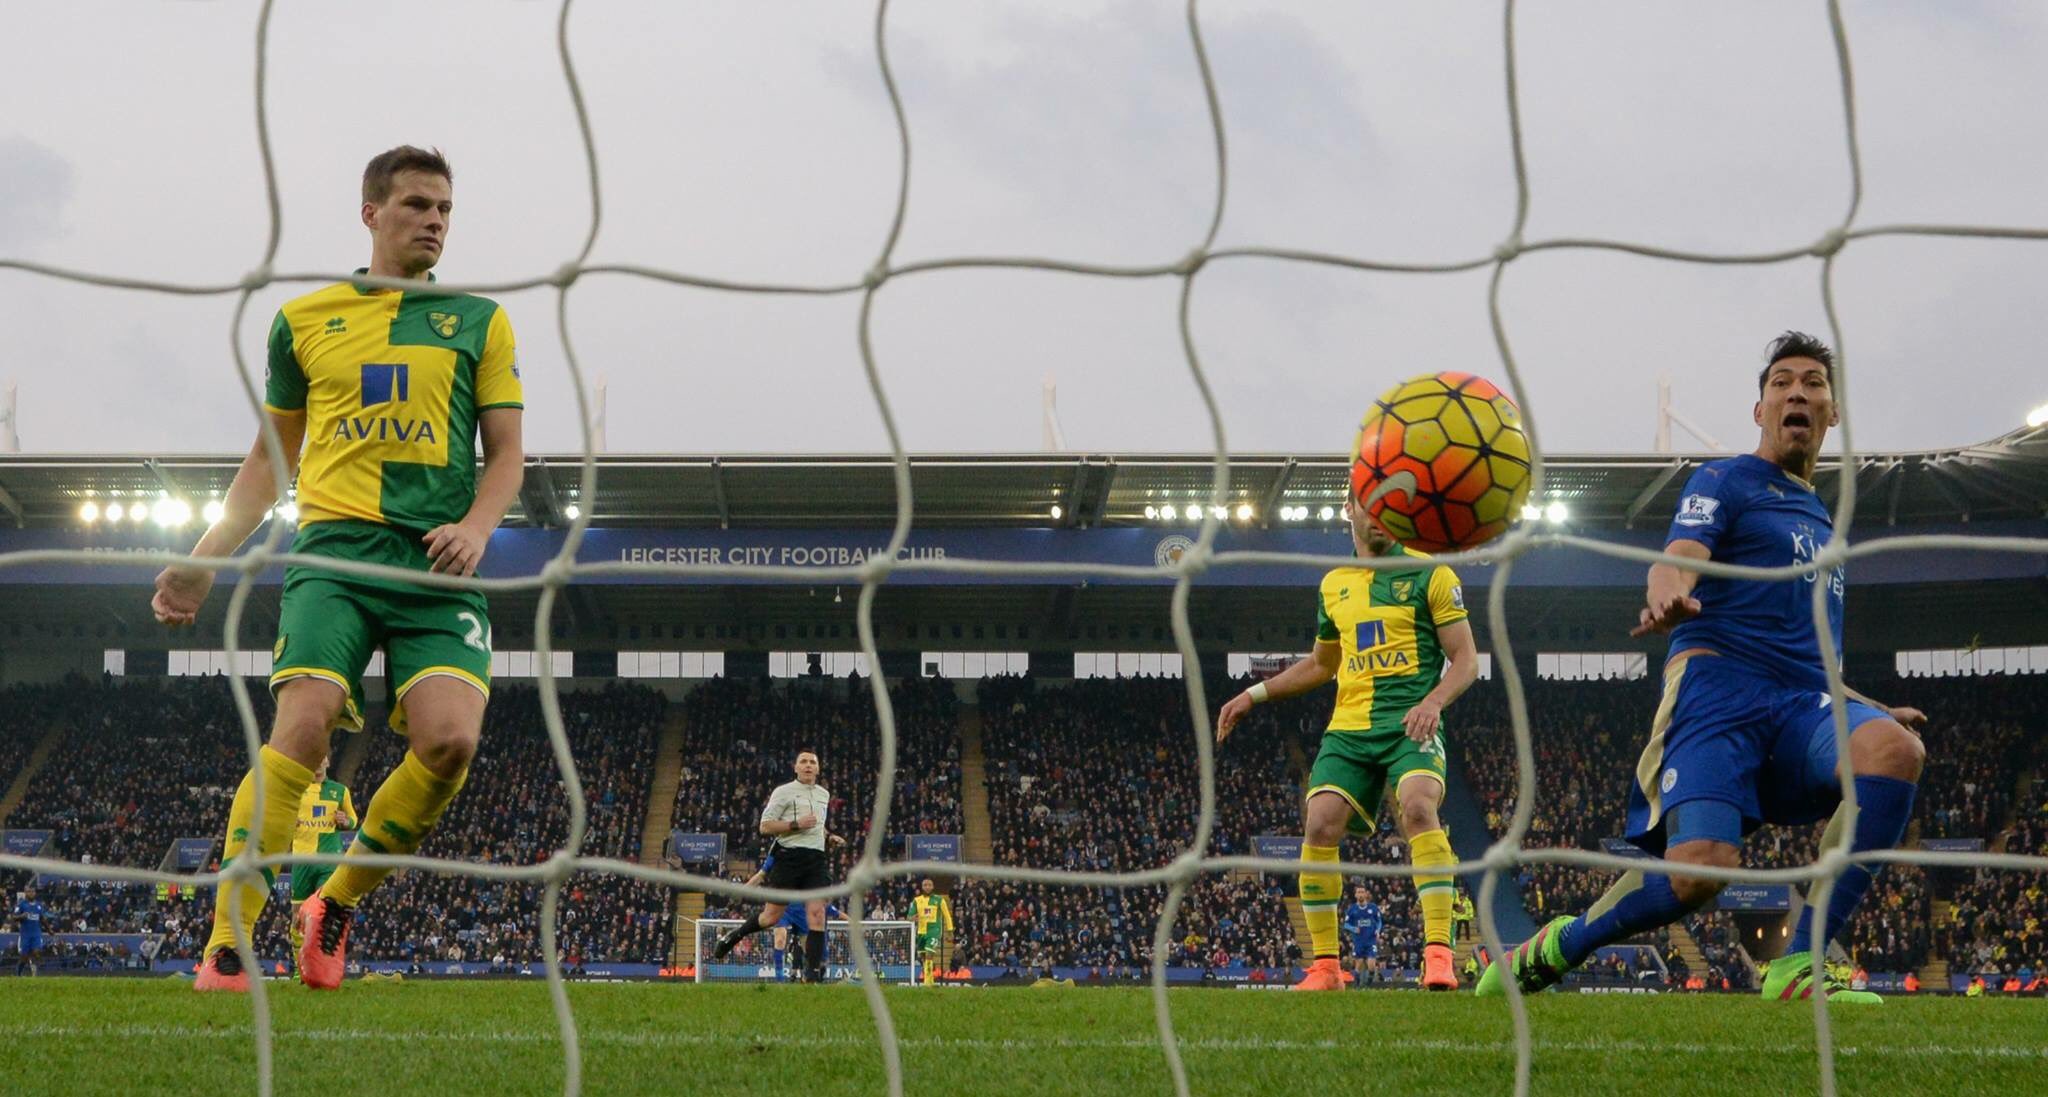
[0,430,2041,659]
[0,426,2044,531]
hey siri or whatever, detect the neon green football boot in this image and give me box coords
[1474,916,1574,997]
[1760,952,1882,1005]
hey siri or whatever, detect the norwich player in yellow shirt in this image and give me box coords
[154,146,524,992]
[287,759,357,958]
[1217,500,1480,992]
[910,878,954,986]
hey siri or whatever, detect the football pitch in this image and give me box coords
[1,979,2041,1096]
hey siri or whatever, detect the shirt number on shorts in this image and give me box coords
[456,611,492,654]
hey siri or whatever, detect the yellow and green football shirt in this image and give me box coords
[291,779,357,858]
[263,270,523,536]
[1314,544,1468,732]
[912,894,953,937]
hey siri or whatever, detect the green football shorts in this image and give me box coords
[1305,725,1448,835]
[269,521,493,734]
[917,930,943,957]
[290,864,337,905]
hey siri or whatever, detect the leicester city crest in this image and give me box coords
[1153,534,1195,569]
[428,311,461,339]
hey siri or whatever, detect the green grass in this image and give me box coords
[0,978,2041,1096]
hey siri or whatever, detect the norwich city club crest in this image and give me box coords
[1392,579,1415,602]
[428,312,461,339]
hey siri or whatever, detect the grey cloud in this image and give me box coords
[0,137,74,252]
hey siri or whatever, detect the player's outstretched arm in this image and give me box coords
[152,411,306,626]
[424,407,523,577]
[1630,539,1710,637]
[1217,641,1340,743]
[1842,684,1928,731]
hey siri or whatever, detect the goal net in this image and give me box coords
[691,919,916,985]
[0,2,2044,1097]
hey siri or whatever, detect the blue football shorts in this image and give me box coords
[1625,652,1889,854]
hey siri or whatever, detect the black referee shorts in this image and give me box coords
[765,846,831,893]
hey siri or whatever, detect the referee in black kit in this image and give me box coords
[712,749,834,982]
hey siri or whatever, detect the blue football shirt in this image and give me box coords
[15,900,44,933]
[1342,901,1382,945]
[1664,454,1845,690]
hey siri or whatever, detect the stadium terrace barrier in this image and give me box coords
[1,932,158,962]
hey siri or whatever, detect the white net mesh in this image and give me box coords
[0,0,2045,1095]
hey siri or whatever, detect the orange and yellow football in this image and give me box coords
[1349,371,1532,553]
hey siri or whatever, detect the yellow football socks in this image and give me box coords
[205,745,315,956]
[1299,844,1343,959]
[1409,828,1458,947]
[318,750,468,908]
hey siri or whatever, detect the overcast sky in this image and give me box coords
[2,0,2045,459]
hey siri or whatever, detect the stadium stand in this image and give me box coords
[2,669,2041,986]
[954,674,1401,976]
[342,682,670,967]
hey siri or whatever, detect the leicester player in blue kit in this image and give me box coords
[12,888,46,976]
[777,898,843,981]
[1341,885,1384,985]
[741,835,846,981]
[1479,332,1927,1005]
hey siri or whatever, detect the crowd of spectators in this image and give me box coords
[953,674,1321,975]
[4,665,2042,986]
[342,682,671,966]
[4,678,278,951]
[1943,773,2048,986]
[1680,913,1754,991]
[8,677,275,872]
[3,678,673,967]
[0,681,85,790]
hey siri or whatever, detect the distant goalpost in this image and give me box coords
[692,918,917,985]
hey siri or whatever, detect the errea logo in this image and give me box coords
[324,317,346,335]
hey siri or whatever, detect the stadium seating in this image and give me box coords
[958,675,1339,975]
[343,682,669,966]
[2,669,2041,985]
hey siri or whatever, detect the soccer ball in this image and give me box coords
[1349,371,1532,553]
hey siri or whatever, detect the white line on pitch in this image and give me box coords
[1,1023,2043,1061]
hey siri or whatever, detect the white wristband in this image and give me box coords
[1248,682,1270,704]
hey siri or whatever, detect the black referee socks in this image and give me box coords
[804,929,826,983]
